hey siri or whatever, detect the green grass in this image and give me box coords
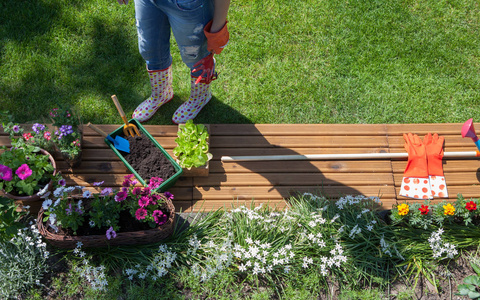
[1,0,479,124]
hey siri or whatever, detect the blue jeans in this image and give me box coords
[135,0,214,74]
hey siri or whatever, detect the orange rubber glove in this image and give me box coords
[204,20,229,54]
[399,133,432,199]
[423,133,448,198]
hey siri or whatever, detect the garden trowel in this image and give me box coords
[87,122,130,153]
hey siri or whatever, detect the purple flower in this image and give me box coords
[32,123,45,134]
[138,196,150,208]
[140,187,151,197]
[164,191,174,200]
[66,203,73,215]
[122,174,135,187]
[101,187,113,196]
[16,164,32,180]
[148,177,164,189]
[135,208,147,220]
[58,178,66,186]
[106,227,117,240]
[0,165,13,181]
[115,191,128,202]
[153,210,167,225]
[12,125,20,133]
[93,181,104,186]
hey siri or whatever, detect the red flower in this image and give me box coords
[23,133,33,141]
[419,204,429,215]
[466,201,477,211]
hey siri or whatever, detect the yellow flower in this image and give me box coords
[443,203,455,216]
[398,203,409,216]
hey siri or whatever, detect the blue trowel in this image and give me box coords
[87,122,130,153]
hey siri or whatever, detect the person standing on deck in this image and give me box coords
[117,0,230,123]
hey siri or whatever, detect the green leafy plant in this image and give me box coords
[0,143,56,196]
[457,262,480,299]
[0,196,28,241]
[173,120,212,169]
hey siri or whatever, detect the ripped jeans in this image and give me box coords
[135,0,214,74]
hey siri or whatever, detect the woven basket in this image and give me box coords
[37,198,176,249]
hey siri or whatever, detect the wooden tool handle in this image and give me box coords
[111,95,127,119]
[86,122,108,137]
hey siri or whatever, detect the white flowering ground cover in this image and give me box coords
[2,193,480,299]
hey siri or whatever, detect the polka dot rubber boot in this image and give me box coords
[132,66,174,122]
[172,77,212,124]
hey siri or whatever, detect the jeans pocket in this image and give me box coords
[174,0,204,11]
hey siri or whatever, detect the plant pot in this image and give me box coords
[105,119,182,192]
[36,197,176,249]
[3,149,58,214]
[174,124,210,177]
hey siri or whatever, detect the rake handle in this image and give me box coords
[111,95,128,124]
[221,151,480,162]
[86,122,108,138]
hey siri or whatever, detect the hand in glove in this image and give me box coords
[424,133,448,198]
[399,133,432,199]
[204,20,229,54]
[192,53,217,84]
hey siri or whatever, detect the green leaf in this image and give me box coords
[456,284,474,296]
[464,275,480,287]
[472,263,480,276]
[469,291,480,299]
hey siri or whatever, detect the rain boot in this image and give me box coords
[132,66,174,122]
[171,76,212,124]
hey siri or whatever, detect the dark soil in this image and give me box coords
[121,133,176,184]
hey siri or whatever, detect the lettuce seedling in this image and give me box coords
[173,120,212,170]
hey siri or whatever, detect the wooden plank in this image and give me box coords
[210,136,388,148]
[211,124,388,136]
[194,173,394,187]
[192,185,395,201]
[212,160,394,173]
[385,123,478,135]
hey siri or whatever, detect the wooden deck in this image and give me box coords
[2,123,480,212]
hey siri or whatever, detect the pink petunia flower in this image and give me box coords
[148,177,164,189]
[16,164,32,180]
[132,187,142,196]
[135,208,147,220]
[0,165,13,181]
[138,196,150,208]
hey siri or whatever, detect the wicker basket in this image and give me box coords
[37,198,176,249]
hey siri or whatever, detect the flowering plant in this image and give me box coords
[49,107,82,162]
[0,142,57,196]
[390,195,480,228]
[2,122,55,152]
[42,175,174,239]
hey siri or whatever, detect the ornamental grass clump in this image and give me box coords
[0,224,49,298]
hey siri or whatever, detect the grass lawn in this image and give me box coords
[1,0,479,125]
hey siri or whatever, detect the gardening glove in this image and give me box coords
[399,133,432,199]
[192,53,217,84]
[424,133,448,198]
[203,20,229,54]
